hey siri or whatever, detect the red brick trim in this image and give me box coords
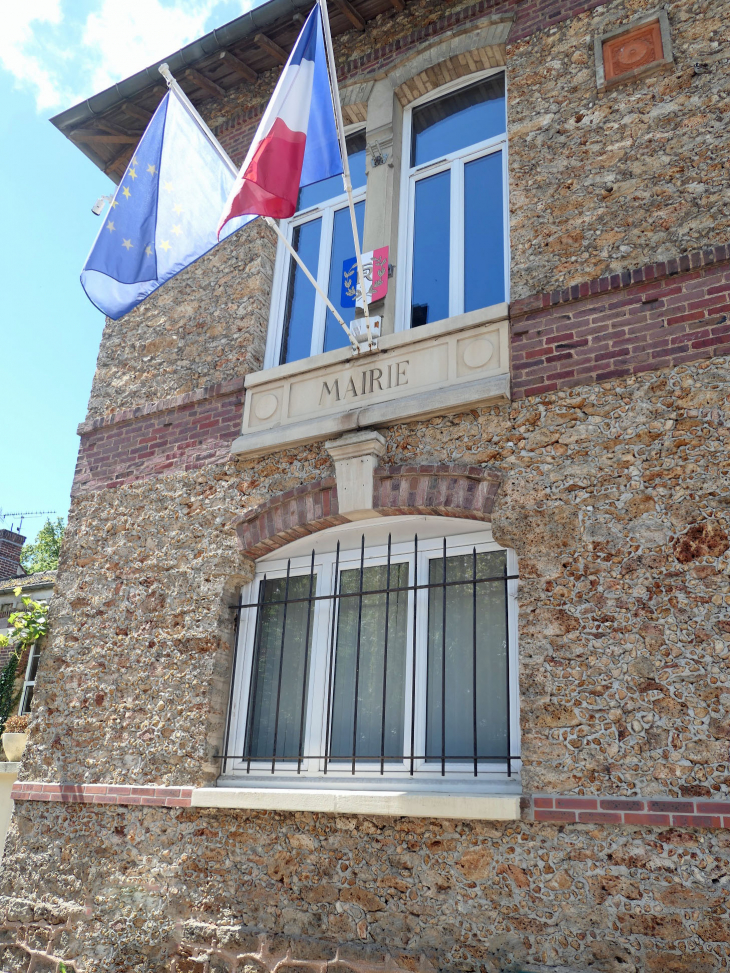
[12,784,730,828]
[510,248,730,399]
[11,782,193,808]
[511,244,730,316]
[529,794,730,829]
[373,465,501,518]
[72,379,246,496]
[234,465,503,559]
[233,477,347,559]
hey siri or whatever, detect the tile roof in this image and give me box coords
[0,571,57,593]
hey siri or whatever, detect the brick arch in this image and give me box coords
[233,465,502,559]
[394,46,506,107]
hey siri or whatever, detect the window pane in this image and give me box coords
[412,74,506,167]
[20,686,33,716]
[280,218,322,364]
[297,131,366,211]
[426,551,508,763]
[27,645,41,682]
[411,170,450,327]
[323,200,365,353]
[464,151,505,311]
[246,574,316,761]
[330,563,409,760]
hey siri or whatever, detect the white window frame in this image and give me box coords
[19,642,40,715]
[263,126,367,370]
[395,67,511,334]
[225,516,519,787]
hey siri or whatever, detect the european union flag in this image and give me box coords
[81,87,246,319]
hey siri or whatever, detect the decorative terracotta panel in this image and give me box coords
[602,19,663,83]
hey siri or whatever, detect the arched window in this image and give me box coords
[223,515,519,786]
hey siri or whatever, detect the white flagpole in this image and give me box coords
[158,63,359,354]
[318,0,375,350]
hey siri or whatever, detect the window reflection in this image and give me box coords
[464,151,505,312]
[411,170,450,327]
[324,201,365,352]
[280,218,322,364]
[411,75,506,167]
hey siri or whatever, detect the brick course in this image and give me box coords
[530,795,730,829]
[11,782,193,808]
[14,783,730,831]
[72,379,245,496]
[510,248,730,399]
[234,465,502,558]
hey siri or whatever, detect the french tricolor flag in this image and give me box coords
[218,1,342,234]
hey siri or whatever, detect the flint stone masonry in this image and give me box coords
[86,220,275,420]
[8,0,730,969]
[199,0,730,311]
[18,355,730,797]
[3,802,730,972]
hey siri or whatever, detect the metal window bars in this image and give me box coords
[218,533,519,780]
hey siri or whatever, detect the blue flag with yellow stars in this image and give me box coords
[81,87,246,319]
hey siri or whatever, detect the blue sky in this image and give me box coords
[0,0,260,544]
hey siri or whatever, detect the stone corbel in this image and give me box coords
[325,430,386,519]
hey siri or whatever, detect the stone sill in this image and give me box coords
[0,764,19,776]
[192,786,520,820]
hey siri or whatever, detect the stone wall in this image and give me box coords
[6,0,730,970]
[84,0,730,418]
[2,801,730,973]
[86,220,275,420]
[506,0,730,299]
[24,350,730,794]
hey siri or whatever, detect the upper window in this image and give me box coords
[265,132,367,367]
[223,517,519,784]
[401,72,508,329]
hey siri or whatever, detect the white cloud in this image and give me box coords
[0,0,259,113]
[0,0,69,110]
[81,0,220,99]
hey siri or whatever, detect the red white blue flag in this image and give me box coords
[218,1,342,233]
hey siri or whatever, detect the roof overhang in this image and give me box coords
[50,0,406,180]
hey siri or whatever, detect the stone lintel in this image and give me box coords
[325,430,386,518]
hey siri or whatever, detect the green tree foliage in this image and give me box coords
[0,589,48,733]
[20,517,65,574]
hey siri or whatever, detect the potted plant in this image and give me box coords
[2,714,29,762]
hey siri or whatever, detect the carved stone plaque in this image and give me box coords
[233,305,510,459]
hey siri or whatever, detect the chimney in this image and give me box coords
[0,530,26,582]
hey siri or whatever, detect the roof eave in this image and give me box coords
[50,0,313,138]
